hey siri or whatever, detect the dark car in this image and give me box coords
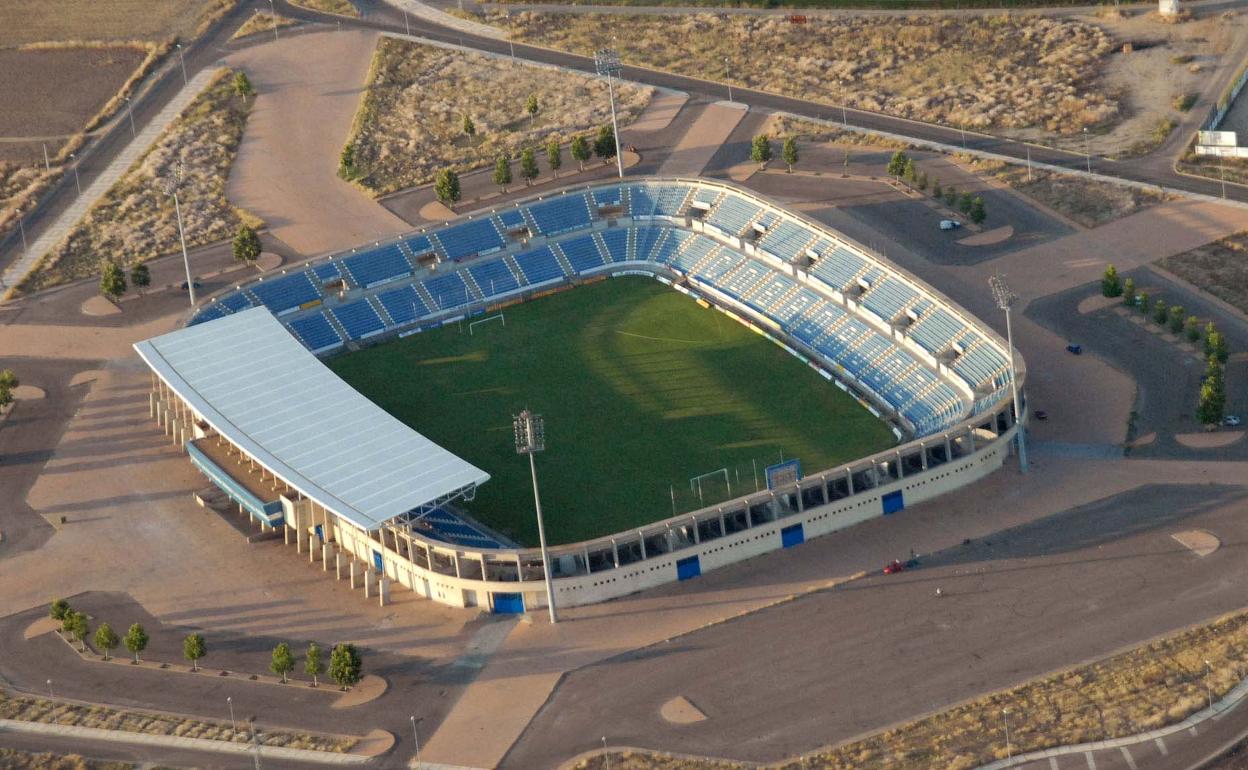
[1066,344,1082,355]
[1034,410,1048,421]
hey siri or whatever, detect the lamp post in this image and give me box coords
[410,716,421,766]
[1205,660,1214,709]
[164,160,196,305]
[227,696,236,731]
[1083,127,1091,173]
[1001,708,1012,760]
[124,96,136,137]
[46,679,53,699]
[68,153,82,196]
[268,0,279,41]
[514,409,557,624]
[249,719,263,770]
[16,208,27,255]
[1220,152,1227,199]
[989,274,1027,473]
[723,57,733,103]
[594,48,625,180]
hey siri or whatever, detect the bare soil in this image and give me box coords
[1157,232,1248,315]
[231,11,298,40]
[0,47,147,164]
[0,0,233,47]
[0,748,130,770]
[288,0,359,17]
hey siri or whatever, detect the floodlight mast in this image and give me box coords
[989,274,1027,473]
[514,409,558,623]
[594,49,625,179]
[164,161,196,306]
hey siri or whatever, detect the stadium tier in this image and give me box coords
[160,177,1024,614]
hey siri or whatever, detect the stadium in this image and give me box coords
[134,177,1025,613]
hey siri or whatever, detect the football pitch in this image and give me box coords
[329,276,896,546]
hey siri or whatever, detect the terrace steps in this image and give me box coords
[503,255,527,286]
[552,247,576,278]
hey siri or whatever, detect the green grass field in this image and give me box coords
[329,276,895,546]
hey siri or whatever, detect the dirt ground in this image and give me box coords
[0,0,231,46]
[0,47,147,165]
[1157,232,1248,316]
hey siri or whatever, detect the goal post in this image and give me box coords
[469,312,506,336]
[689,468,731,507]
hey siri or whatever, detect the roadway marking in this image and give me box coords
[1155,737,1168,755]
[1085,751,1097,770]
[1189,726,1199,737]
[1050,758,1060,770]
[1120,746,1138,770]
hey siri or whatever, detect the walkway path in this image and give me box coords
[1,68,222,291]
[656,101,747,177]
[225,29,410,257]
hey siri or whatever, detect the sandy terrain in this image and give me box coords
[0,0,227,46]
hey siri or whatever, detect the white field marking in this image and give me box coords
[1050,758,1060,770]
[1155,737,1168,755]
[1085,752,1097,770]
[1120,746,1138,770]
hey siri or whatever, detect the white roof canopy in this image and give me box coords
[135,307,489,531]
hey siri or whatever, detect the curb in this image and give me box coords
[0,718,369,765]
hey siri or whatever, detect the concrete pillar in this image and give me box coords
[610,540,620,568]
[322,542,332,571]
[364,568,373,599]
[149,391,156,419]
[920,444,930,471]
[350,559,359,589]
[896,451,905,479]
[796,487,805,513]
[295,509,304,554]
[820,479,829,505]
[846,469,855,495]
[284,525,291,546]
[336,551,344,580]
[944,436,953,462]
[378,576,389,607]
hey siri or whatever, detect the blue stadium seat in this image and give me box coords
[341,244,412,288]
[592,186,622,208]
[219,292,253,313]
[434,218,505,261]
[330,299,386,340]
[527,194,593,236]
[250,272,321,314]
[758,220,816,261]
[909,308,965,353]
[423,272,470,310]
[376,285,429,326]
[861,278,920,321]
[497,209,528,231]
[288,312,343,352]
[560,235,606,273]
[406,235,436,258]
[707,194,761,235]
[468,258,520,297]
[312,262,341,283]
[598,229,629,262]
[513,246,564,285]
[189,306,227,325]
[811,245,868,290]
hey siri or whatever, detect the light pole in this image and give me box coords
[1205,660,1213,709]
[602,736,610,770]
[164,160,196,305]
[723,57,733,103]
[989,274,1027,473]
[1001,708,1012,760]
[124,96,136,136]
[514,409,557,623]
[1220,152,1227,199]
[68,153,81,196]
[176,43,187,85]
[268,0,279,42]
[42,142,51,173]
[1025,144,1032,183]
[16,208,27,255]
[1083,127,1091,173]
[594,48,625,180]
[410,715,421,766]
[227,696,236,731]
[841,104,847,127]
[250,720,263,770]
[404,8,411,35]
[46,679,53,699]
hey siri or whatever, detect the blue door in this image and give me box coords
[493,592,525,613]
[882,490,904,515]
[314,525,324,543]
[372,550,383,571]
[781,523,804,548]
[676,555,701,581]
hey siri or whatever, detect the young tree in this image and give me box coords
[434,168,461,207]
[782,136,798,173]
[493,155,512,193]
[461,114,476,137]
[305,642,325,687]
[0,369,17,410]
[1168,305,1186,334]
[902,157,917,184]
[546,138,562,178]
[944,186,958,207]
[1205,322,1218,357]
[95,623,119,661]
[49,598,71,622]
[969,196,986,225]
[338,144,356,180]
[64,611,89,652]
[270,642,295,683]
[1101,264,1123,298]
[958,191,974,216]
[232,224,262,264]
[1121,277,1135,306]
[887,151,907,177]
[124,623,149,663]
[329,643,362,689]
[931,178,942,199]
[594,125,617,164]
[750,135,772,168]
[100,261,127,300]
[183,633,206,672]
[1138,292,1151,314]
[843,149,851,173]
[1153,300,1169,325]
[233,70,254,100]
[525,93,539,123]
[1186,315,1202,343]
[1212,329,1230,364]
[917,171,928,191]
[1198,358,1226,426]
[520,147,539,186]
[571,134,591,171]
[129,264,150,296]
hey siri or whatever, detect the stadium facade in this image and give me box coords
[137,178,1025,613]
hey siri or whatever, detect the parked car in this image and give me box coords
[939,219,962,231]
[883,559,906,574]
[1226,415,1243,427]
[1034,410,1048,421]
[1066,344,1082,355]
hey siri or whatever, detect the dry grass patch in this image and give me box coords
[771,115,913,151]
[960,155,1165,227]
[232,12,299,40]
[17,69,259,295]
[0,0,235,46]
[0,690,352,753]
[491,12,1117,133]
[1158,232,1248,314]
[288,0,360,17]
[342,38,651,195]
[0,748,131,770]
[575,609,1248,770]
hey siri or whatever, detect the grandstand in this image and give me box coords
[159,177,1023,614]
